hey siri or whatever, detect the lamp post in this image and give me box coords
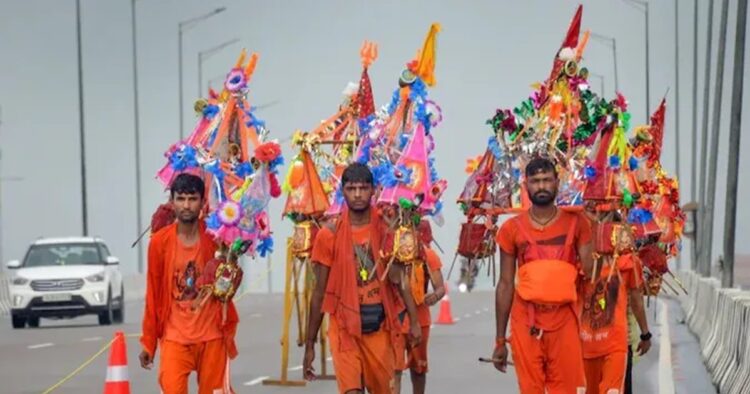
[621,0,651,123]
[198,37,240,98]
[178,7,226,139]
[76,0,88,236]
[589,32,619,92]
[589,72,606,97]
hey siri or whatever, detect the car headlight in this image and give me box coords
[85,273,106,282]
[12,277,29,286]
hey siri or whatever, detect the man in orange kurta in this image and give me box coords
[139,174,239,394]
[393,223,445,394]
[303,163,422,394]
[492,158,594,394]
[580,207,652,394]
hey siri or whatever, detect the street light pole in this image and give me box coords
[704,0,730,278]
[622,0,651,122]
[674,0,682,269]
[589,32,619,92]
[722,0,747,288]
[589,73,605,97]
[690,0,699,270]
[75,0,88,236]
[198,37,240,98]
[131,0,144,273]
[698,0,715,276]
[177,7,227,139]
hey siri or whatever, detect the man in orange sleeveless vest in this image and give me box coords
[139,174,239,394]
[492,158,594,394]
[303,163,422,394]
[393,220,445,394]
[580,207,652,394]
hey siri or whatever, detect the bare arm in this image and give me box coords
[492,250,516,372]
[303,263,329,380]
[629,286,652,355]
[424,268,445,306]
[495,250,516,341]
[389,264,422,345]
[306,263,329,347]
[578,240,594,279]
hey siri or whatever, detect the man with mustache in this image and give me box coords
[139,173,238,393]
[492,157,594,393]
[303,163,422,394]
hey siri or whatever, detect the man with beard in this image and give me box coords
[139,173,239,393]
[303,163,422,394]
[492,157,594,393]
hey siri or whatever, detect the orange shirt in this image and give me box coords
[163,237,223,344]
[580,254,643,358]
[416,248,442,327]
[496,211,592,331]
[312,224,382,306]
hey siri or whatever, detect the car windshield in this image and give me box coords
[23,243,102,267]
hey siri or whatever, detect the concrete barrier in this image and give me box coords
[679,270,750,394]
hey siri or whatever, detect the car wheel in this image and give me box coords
[27,316,40,328]
[112,285,125,324]
[98,289,113,326]
[11,314,26,329]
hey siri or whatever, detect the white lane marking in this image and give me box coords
[454,317,461,322]
[243,376,269,386]
[658,299,675,394]
[82,336,102,342]
[463,313,472,318]
[249,313,262,318]
[483,307,490,312]
[28,342,54,349]
[474,310,482,315]
[288,365,304,371]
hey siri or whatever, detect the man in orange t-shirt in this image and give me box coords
[492,158,594,394]
[139,174,239,394]
[393,238,445,394]
[303,163,422,394]
[580,209,652,394]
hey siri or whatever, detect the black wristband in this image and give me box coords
[640,331,652,341]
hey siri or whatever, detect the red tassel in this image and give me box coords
[269,173,281,198]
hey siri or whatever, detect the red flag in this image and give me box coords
[649,98,667,162]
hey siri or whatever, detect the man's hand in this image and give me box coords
[492,344,508,373]
[303,343,316,381]
[408,323,422,347]
[139,350,153,370]
[637,339,651,356]
[423,292,441,307]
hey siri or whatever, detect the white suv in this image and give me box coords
[6,237,125,328]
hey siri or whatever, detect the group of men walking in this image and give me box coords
[139,158,651,393]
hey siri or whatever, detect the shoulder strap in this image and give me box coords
[560,213,579,261]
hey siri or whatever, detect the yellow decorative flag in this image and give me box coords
[415,23,441,86]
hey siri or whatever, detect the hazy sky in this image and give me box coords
[0,0,748,291]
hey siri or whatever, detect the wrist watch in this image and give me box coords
[640,331,652,341]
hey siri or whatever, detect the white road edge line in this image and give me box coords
[82,336,102,342]
[658,299,675,394]
[28,343,54,350]
[243,376,269,386]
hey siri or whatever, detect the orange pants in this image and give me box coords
[158,339,233,394]
[584,352,628,394]
[394,325,430,374]
[328,319,395,394]
[509,315,586,394]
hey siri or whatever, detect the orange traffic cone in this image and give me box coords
[434,284,455,325]
[103,331,130,394]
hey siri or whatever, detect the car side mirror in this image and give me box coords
[6,260,21,269]
[105,256,120,265]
